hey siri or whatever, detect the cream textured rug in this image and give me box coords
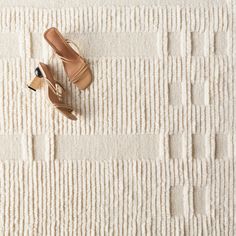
[0,0,235,235]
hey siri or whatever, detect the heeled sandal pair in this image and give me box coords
[27,27,93,120]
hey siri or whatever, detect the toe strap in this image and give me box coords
[71,64,88,84]
[52,102,77,120]
[53,103,73,112]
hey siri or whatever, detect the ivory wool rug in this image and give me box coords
[0,0,235,235]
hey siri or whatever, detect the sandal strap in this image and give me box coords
[49,39,84,64]
[53,102,73,111]
[65,39,81,54]
[71,64,88,84]
[44,77,65,98]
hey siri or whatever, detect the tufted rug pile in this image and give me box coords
[0,0,235,235]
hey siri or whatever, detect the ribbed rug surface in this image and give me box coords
[0,0,235,235]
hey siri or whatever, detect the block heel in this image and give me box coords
[27,67,44,91]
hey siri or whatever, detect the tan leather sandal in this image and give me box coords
[44,27,92,90]
[27,62,77,121]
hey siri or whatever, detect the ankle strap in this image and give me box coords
[49,39,84,64]
[44,76,65,98]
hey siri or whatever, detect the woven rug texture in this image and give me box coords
[0,0,235,235]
